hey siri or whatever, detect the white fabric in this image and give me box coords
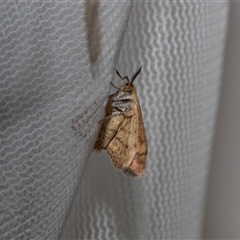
[0,1,132,239]
[62,2,229,240]
[0,1,229,239]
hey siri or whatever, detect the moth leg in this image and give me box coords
[122,76,129,81]
[108,105,133,118]
[98,112,124,124]
[98,107,133,123]
[116,69,130,82]
[109,93,132,102]
[111,82,120,90]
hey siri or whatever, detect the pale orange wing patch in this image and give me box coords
[124,106,147,177]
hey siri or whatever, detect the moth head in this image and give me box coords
[115,67,142,92]
[122,81,134,92]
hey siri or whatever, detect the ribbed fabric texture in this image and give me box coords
[0,1,132,239]
[62,2,229,240]
[0,1,229,239]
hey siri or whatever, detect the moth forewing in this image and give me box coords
[94,67,147,177]
[124,101,147,176]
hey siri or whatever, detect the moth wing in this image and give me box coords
[94,113,125,150]
[124,106,147,177]
[94,95,124,150]
[106,108,139,171]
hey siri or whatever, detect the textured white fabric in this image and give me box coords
[62,2,229,240]
[0,1,229,240]
[0,1,132,239]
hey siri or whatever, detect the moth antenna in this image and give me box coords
[116,69,130,82]
[115,69,123,80]
[111,82,120,90]
[123,76,130,82]
[131,66,142,83]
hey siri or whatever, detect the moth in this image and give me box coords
[94,67,147,177]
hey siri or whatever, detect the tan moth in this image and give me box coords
[94,67,147,177]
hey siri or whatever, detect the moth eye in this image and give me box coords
[126,83,129,86]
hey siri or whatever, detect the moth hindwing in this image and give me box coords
[94,67,147,177]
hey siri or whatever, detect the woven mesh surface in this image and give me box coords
[61,2,229,240]
[0,1,132,239]
[0,1,229,240]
